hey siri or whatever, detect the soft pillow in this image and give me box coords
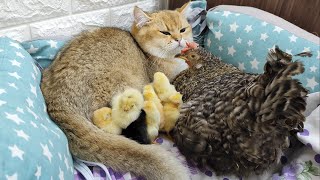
[204,5,320,93]
[0,37,73,179]
[21,39,66,69]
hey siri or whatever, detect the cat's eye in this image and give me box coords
[180,28,186,33]
[160,31,171,35]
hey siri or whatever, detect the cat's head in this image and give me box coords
[131,3,193,59]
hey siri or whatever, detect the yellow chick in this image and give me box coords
[92,107,122,135]
[143,101,161,142]
[153,72,177,102]
[143,84,165,129]
[162,93,183,133]
[111,88,144,129]
[152,72,183,133]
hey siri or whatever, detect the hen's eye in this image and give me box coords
[160,31,171,35]
[180,28,186,33]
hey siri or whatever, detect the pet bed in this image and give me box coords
[1,2,319,180]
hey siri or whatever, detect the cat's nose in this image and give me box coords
[175,39,182,46]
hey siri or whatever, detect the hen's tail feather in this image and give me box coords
[250,49,308,134]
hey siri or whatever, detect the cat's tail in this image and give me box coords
[53,111,190,180]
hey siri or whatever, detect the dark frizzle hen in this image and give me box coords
[171,47,308,177]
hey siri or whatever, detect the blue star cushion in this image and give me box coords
[21,39,66,69]
[0,37,73,179]
[204,6,320,93]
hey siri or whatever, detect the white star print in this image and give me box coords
[268,45,276,51]
[8,83,18,90]
[0,48,3,52]
[250,58,260,69]
[310,66,317,72]
[5,173,18,180]
[30,121,38,128]
[31,73,36,80]
[0,100,7,106]
[236,37,242,44]
[45,117,51,123]
[0,88,6,95]
[26,97,34,108]
[10,59,21,67]
[246,50,252,57]
[16,107,24,114]
[58,152,62,160]
[244,25,253,33]
[33,64,39,75]
[222,11,232,17]
[218,20,222,27]
[51,129,61,138]
[28,44,39,54]
[235,13,240,16]
[27,107,38,119]
[208,22,213,29]
[41,143,53,163]
[8,145,24,160]
[229,22,239,32]
[207,38,211,47]
[261,21,268,26]
[218,46,223,51]
[48,40,58,48]
[247,40,253,46]
[49,140,54,147]
[317,51,320,59]
[59,167,65,180]
[41,124,49,131]
[5,112,25,125]
[273,26,283,33]
[214,30,223,40]
[238,62,246,71]
[10,42,22,49]
[49,54,55,59]
[64,154,70,170]
[16,52,25,58]
[260,33,269,41]
[303,47,311,52]
[306,77,319,90]
[8,72,21,80]
[35,166,41,179]
[14,129,30,141]
[289,34,297,42]
[30,84,37,97]
[227,46,236,56]
[43,103,47,113]
[285,49,292,55]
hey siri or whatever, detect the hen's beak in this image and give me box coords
[175,54,191,67]
[175,53,188,61]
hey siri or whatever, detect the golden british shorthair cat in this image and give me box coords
[41,3,193,180]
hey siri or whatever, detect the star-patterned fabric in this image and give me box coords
[204,7,320,93]
[0,37,73,180]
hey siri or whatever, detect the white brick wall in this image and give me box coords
[0,0,166,42]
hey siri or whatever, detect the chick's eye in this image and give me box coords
[160,31,171,35]
[180,28,186,33]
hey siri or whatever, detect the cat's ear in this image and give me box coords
[134,6,152,28]
[176,2,191,17]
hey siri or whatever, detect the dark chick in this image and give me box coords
[171,46,308,177]
[122,110,151,144]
